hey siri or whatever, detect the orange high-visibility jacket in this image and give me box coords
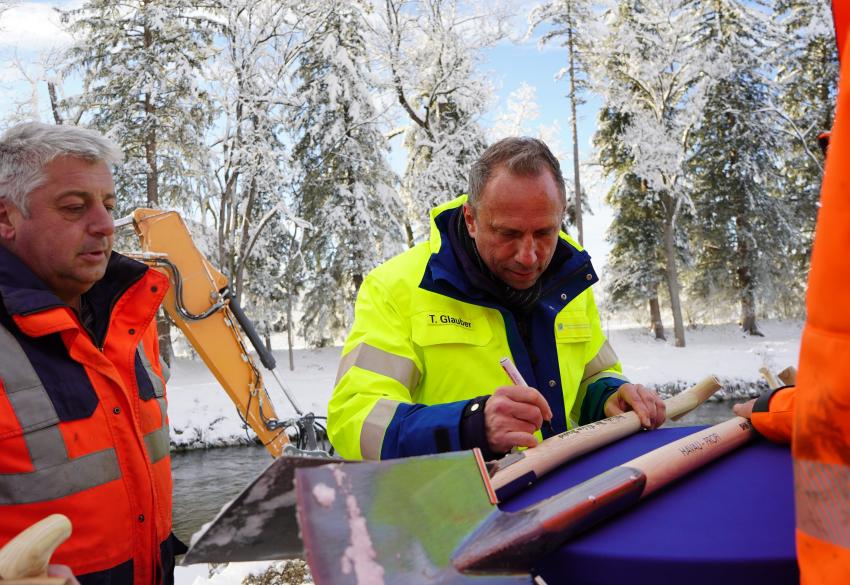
[788,3,850,582]
[720,4,849,580]
[0,247,178,585]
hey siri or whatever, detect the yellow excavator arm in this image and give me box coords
[117,208,325,458]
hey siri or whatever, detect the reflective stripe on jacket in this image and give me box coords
[0,246,174,585]
[328,196,628,460]
[791,4,850,581]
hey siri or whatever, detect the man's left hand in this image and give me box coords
[604,383,666,429]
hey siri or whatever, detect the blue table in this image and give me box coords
[501,427,798,585]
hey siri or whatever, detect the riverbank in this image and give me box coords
[166,319,803,451]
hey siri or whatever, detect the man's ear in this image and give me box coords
[462,202,477,239]
[0,199,19,242]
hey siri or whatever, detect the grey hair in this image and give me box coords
[467,136,567,212]
[0,122,123,216]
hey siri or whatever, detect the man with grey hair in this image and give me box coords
[329,136,664,461]
[0,122,183,584]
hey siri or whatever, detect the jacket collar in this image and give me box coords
[0,244,148,321]
[0,245,66,316]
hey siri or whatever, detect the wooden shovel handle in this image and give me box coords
[490,376,721,495]
[666,376,723,420]
[759,367,782,391]
[0,515,72,582]
[778,366,797,386]
[625,416,754,497]
[1,579,71,585]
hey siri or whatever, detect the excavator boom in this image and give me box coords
[124,209,291,457]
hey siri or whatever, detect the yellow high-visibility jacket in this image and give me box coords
[328,196,628,460]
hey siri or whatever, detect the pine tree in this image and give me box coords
[587,0,719,347]
[529,0,593,245]
[688,0,794,335]
[63,0,214,212]
[772,0,836,297]
[596,107,678,341]
[291,0,405,345]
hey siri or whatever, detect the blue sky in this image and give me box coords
[483,40,599,150]
[481,38,611,265]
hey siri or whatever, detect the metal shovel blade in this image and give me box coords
[183,454,332,564]
[295,450,532,585]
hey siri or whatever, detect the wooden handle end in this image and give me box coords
[777,366,797,386]
[668,375,722,421]
[759,367,783,391]
[0,515,72,580]
[689,375,722,403]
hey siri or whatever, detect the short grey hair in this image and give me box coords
[0,122,122,216]
[467,136,567,212]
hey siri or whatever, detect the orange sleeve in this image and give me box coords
[751,386,795,444]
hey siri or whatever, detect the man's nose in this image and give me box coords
[515,235,537,266]
[88,204,115,237]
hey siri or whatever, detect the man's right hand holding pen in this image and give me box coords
[486,357,665,455]
[484,383,554,453]
[484,357,554,454]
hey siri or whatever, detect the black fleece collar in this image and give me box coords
[0,245,148,345]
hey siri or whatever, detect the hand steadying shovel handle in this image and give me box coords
[0,515,73,585]
[490,375,721,500]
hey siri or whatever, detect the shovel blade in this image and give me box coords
[183,454,332,564]
[295,450,531,585]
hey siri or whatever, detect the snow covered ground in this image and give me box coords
[171,318,803,585]
[167,319,803,452]
[605,319,803,395]
[167,345,339,451]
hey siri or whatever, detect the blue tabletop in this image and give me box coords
[500,426,798,585]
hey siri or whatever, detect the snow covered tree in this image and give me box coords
[770,0,836,291]
[491,82,540,138]
[291,0,404,345]
[588,0,721,347]
[378,0,501,243]
[203,1,332,311]
[529,0,593,245]
[596,107,677,341]
[687,1,794,335]
[0,1,13,25]
[63,0,214,212]
[63,0,216,363]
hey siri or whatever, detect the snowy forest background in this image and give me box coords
[0,0,837,357]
